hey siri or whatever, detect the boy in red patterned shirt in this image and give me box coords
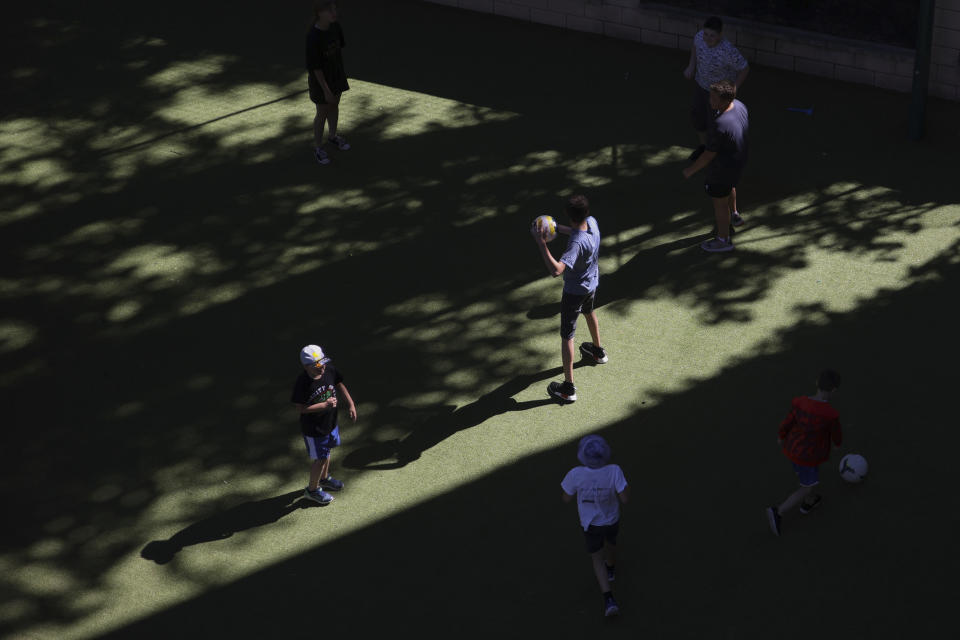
[766,370,842,536]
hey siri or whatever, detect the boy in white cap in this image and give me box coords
[291,344,357,504]
[561,434,630,617]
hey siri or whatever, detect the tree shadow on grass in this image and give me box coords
[96,236,960,640]
[140,491,313,565]
[343,364,593,470]
[2,1,959,637]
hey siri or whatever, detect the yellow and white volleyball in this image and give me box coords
[533,215,557,241]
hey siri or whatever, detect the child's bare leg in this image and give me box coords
[778,485,813,514]
[604,541,616,571]
[729,188,738,214]
[327,93,341,138]
[584,311,602,348]
[561,337,575,383]
[308,459,325,490]
[313,104,328,148]
[591,550,611,592]
[713,196,731,239]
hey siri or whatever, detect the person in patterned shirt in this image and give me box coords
[766,370,842,536]
[683,16,749,154]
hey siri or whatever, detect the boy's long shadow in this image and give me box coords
[140,491,312,565]
[344,364,586,470]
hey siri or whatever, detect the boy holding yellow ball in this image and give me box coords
[531,195,607,403]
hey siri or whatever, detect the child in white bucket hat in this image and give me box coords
[561,434,630,617]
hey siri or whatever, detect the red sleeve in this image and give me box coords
[778,405,796,439]
[831,418,842,446]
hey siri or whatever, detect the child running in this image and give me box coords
[766,369,842,536]
[561,435,630,617]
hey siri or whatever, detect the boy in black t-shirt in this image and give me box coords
[306,1,351,166]
[682,80,749,253]
[292,344,357,504]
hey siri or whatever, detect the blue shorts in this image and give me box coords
[792,462,819,487]
[304,427,341,461]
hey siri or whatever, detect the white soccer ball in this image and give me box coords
[533,215,557,242]
[839,454,868,483]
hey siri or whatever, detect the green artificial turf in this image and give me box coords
[1,1,958,638]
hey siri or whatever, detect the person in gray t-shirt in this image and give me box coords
[683,80,749,253]
[531,195,608,404]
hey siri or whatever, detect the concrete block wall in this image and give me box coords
[421,0,960,101]
[934,0,960,100]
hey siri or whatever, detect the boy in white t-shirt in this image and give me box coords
[561,435,630,617]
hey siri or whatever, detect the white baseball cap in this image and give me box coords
[299,344,330,367]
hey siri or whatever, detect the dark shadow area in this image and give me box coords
[0,0,958,637]
[663,0,918,48]
[140,491,311,565]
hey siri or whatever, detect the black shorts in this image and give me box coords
[560,289,596,340]
[690,83,712,132]
[310,89,345,105]
[705,182,735,198]
[309,75,349,105]
[583,520,620,553]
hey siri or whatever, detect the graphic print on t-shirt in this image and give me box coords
[308,383,335,405]
[291,366,344,436]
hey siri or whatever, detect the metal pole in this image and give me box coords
[909,0,936,140]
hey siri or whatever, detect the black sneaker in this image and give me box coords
[604,594,620,617]
[547,381,577,403]
[579,342,609,364]
[606,564,616,583]
[765,506,781,536]
[687,144,706,163]
[799,494,822,514]
[731,211,745,227]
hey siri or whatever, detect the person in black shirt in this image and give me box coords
[306,1,351,165]
[292,344,358,504]
[682,80,749,253]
